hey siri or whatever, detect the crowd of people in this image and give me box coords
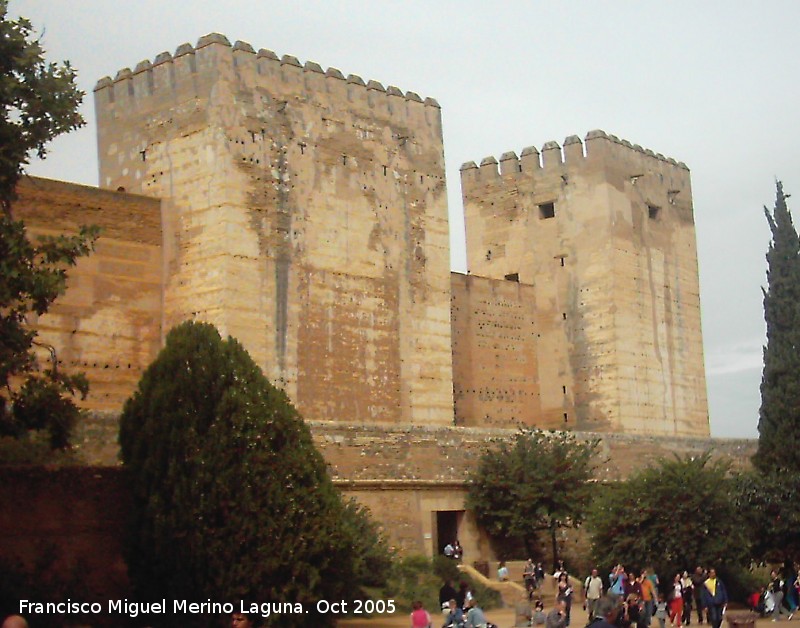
[439,579,499,628]
[749,560,800,620]
[508,562,733,628]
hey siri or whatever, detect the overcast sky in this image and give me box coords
[10,1,800,439]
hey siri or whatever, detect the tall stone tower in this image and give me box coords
[93,34,453,425]
[460,131,709,436]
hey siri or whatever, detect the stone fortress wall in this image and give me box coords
[13,177,163,413]
[7,33,729,562]
[459,133,708,436]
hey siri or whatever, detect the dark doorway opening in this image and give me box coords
[436,510,463,555]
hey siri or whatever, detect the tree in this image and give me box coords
[733,470,800,563]
[0,1,84,211]
[755,181,800,473]
[0,3,97,450]
[466,429,599,565]
[588,453,748,577]
[119,322,386,626]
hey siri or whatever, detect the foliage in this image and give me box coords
[0,546,90,628]
[386,555,500,615]
[468,429,599,558]
[733,470,800,562]
[0,0,84,208]
[119,321,386,627]
[755,181,800,473]
[466,429,599,563]
[588,453,749,579]
[340,498,394,588]
[0,4,97,452]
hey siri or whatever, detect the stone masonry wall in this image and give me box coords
[460,131,708,437]
[12,177,163,413]
[451,272,547,428]
[93,34,453,427]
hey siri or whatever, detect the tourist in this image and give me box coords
[585,568,605,619]
[410,600,432,628]
[681,571,694,625]
[587,595,622,628]
[440,579,458,614]
[610,565,627,597]
[669,572,684,628]
[536,562,546,589]
[768,569,788,621]
[444,542,455,558]
[457,581,469,609]
[524,558,537,591]
[532,598,547,626]
[546,599,568,628]
[453,539,464,561]
[700,568,727,628]
[782,559,798,617]
[640,569,656,627]
[231,611,256,628]
[691,567,706,625]
[464,598,490,628]
[1,617,28,628]
[654,594,669,628]
[556,572,574,626]
[444,598,465,628]
[499,560,510,581]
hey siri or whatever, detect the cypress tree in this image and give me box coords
[119,321,376,626]
[754,181,800,472]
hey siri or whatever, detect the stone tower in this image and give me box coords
[459,131,709,436]
[93,34,453,425]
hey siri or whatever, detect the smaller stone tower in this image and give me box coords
[459,131,709,436]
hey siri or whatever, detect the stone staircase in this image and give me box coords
[458,563,527,607]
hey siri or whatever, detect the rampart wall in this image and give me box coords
[460,131,708,437]
[94,33,452,426]
[12,177,163,413]
[0,426,755,588]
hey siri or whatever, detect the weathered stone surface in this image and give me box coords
[93,38,452,427]
[460,134,708,437]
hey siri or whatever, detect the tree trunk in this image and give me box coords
[550,520,559,571]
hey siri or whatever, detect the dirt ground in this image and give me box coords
[339,603,773,628]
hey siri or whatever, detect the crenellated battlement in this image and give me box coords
[460,129,689,187]
[93,32,441,116]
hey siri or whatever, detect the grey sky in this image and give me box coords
[10,0,800,439]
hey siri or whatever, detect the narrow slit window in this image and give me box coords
[539,202,555,219]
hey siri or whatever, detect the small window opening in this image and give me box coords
[562,312,567,320]
[486,250,492,261]
[563,412,568,423]
[648,204,661,220]
[504,273,519,282]
[342,155,347,165]
[562,385,567,394]
[383,165,388,176]
[539,202,555,219]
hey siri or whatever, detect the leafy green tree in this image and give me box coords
[588,453,748,576]
[120,321,386,627]
[0,2,97,450]
[733,470,800,562]
[755,181,800,473]
[466,429,599,565]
